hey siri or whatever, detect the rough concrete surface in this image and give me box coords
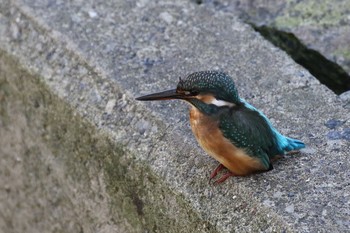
[0,0,349,232]
[201,0,350,81]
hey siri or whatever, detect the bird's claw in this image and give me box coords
[212,172,234,185]
[209,164,225,183]
[209,164,235,185]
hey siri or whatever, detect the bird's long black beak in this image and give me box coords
[136,89,187,101]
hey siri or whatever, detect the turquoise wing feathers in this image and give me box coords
[218,107,276,169]
[218,102,305,169]
[242,100,305,153]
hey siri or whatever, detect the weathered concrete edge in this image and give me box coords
[0,2,293,233]
[0,35,219,233]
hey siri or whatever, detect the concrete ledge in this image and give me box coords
[0,50,218,232]
[1,0,349,232]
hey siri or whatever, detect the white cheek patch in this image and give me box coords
[210,98,235,107]
[194,94,235,107]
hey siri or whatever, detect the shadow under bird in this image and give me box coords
[136,71,305,184]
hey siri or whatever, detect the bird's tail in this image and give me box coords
[285,137,305,151]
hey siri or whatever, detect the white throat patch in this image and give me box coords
[210,98,235,107]
[195,94,235,107]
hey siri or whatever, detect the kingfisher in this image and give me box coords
[136,71,305,184]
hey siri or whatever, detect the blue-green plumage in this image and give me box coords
[136,70,305,183]
[177,71,240,103]
[183,71,305,169]
[218,105,276,170]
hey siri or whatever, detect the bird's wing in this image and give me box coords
[218,106,277,169]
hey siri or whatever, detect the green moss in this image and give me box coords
[334,48,350,60]
[0,50,218,233]
[274,0,350,28]
[0,78,11,127]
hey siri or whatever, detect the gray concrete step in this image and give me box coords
[1,0,349,232]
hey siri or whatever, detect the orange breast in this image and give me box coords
[189,107,266,176]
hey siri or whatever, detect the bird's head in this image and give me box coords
[136,71,241,108]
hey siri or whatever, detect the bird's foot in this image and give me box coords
[209,164,235,184]
[209,164,225,182]
[213,172,234,185]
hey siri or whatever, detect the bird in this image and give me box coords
[136,71,305,184]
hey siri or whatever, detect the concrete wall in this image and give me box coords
[1,0,349,232]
